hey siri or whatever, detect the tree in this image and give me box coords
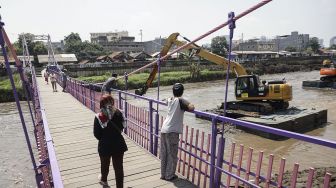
[64,33,83,55]
[64,33,105,61]
[64,32,82,44]
[33,41,48,55]
[329,44,336,50]
[309,37,321,53]
[210,36,228,57]
[285,46,297,52]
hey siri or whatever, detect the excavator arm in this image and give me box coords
[135,32,247,95]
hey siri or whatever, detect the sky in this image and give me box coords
[1,0,336,46]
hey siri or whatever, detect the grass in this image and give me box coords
[78,70,229,90]
[0,74,25,102]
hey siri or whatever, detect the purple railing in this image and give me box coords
[56,73,335,188]
[31,67,63,187]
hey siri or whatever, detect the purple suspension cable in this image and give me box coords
[0,20,39,185]
[121,0,272,79]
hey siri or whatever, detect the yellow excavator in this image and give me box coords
[135,33,292,114]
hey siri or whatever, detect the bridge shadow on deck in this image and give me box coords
[37,76,197,188]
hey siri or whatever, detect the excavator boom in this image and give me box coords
[135,32,292,114]
[135,32,247,95]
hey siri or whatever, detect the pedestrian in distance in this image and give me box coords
[50,72,57,92]
[94,94,127,188]
[160,83,195,181]
[44,71,49,84]
[61,70,67,92]
[101,73,118,95]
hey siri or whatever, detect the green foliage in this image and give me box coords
[0,74,25,102]
[309,37,321,53]
[210,36,228,57]
[78,71,226,90]
[329,44,336,50]
[13,33,48,65]
[64,33,105,61]
[33,41,48,55]
[285,46,297,52]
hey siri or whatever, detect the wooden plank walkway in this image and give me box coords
[37,76,197,188]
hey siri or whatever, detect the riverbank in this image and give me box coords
[78,69,229,90]
[0,74,25,103]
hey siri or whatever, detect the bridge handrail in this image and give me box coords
[112,89,336,149]
[32,67,63,187]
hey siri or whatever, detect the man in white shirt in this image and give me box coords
[160,83,195,181]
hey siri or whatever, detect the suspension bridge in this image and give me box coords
[1,0,336,187]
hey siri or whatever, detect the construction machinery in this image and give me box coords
[135,33,292,114]
[320,59,336,82]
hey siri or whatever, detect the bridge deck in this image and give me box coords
[37,76,196,188]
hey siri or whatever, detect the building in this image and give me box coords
[232,51,278,62]
[90,31,144,52]
[318,38,324,48]
[330,36,336,47]
[143,37,166,54]
[275,31,309,52]
[236,39,276,51]
[37,54,77,65]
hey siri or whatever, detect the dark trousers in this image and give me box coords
[99,152,124,188]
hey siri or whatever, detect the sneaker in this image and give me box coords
[166,175,178,181]
[99,180,109,186]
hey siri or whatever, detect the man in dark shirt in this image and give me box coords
[101,73,118,94]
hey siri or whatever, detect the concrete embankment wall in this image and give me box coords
[64,56,327,77]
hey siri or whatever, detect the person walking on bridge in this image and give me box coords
[94,94,127,187]
[61,70,67,92]
[43,71,49,84]
[50,72,57,92]
[160,83,195,181]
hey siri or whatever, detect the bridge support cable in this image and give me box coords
[117,0,272,80]
[0,18,40,186]
[1,21,63,187]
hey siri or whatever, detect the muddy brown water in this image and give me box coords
[0,102,37,187]
[129,70,336,173]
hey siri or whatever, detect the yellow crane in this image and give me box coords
[135,33,292,114]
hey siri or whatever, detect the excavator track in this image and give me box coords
[221,101,288,115]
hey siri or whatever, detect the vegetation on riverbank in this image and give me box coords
[0,74,25,103]
[78,69,231,90]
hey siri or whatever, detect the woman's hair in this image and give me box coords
[100,94,114,109]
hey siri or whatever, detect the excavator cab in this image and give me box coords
[320,59,336,82]
[235,75,267,99]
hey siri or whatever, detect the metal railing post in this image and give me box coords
[214,136,225,187]
[149,101,154,154]
[209,117,218,188]
[89,84,93,111]
[154,112,159,156]
[124,73,128,135]
[118,92,122,110]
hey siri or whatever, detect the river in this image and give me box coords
[129,70,336,171]
[0,102,37,188]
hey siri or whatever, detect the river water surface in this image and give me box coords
[0,102,37,188]
[129,70,336,171]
